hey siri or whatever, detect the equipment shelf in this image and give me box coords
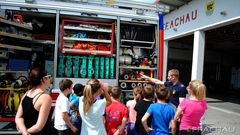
[64,26,112,33]
[0,87,28,91]
[21,40,55,45]
[62,48,112,55]
[0,71,29,73]
[0,43,31,51]
[0,18,32,30]
[60,19,115,56]
[119,80,149,83]
[63,37,111,43]
[120,39,155,49]
[119,66,157,70]
[0,31,32,41]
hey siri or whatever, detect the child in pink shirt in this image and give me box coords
[174,80,207,135]
[126,86,143,135]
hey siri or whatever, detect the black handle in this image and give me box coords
[132,19,147,23]
[20,7,38,12]
[81,13,98,17]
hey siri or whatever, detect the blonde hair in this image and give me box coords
[168,69,179,78]
[189,80,206,100]
[133,86,142,102]
[83,78,101,115]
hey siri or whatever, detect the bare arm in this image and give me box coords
[171,120,177,135]
[15,94,30,135]
[27,94,52,133]
[174,106,183,121]
[114,118,128,135]
[70,103,78,111]
[141,113,153,134]
[62,112,77,133]
[140,74,164,85]
[101,84,112,107]
[70,103,80,117]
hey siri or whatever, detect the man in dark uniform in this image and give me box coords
[164,69,186,107]
[141,69,187,135]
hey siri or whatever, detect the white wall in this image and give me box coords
[164,0,240,40]
[165,0,240,70]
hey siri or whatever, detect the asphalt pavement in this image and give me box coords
[1,91,240,135]
[202,91,240,135]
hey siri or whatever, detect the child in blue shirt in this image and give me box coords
[142,86,177,135]
[69,83,85,135]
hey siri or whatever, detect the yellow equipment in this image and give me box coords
[6,91,25,112]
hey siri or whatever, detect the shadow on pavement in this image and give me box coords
[206,91,240,104]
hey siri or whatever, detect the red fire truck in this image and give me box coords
[0,0,167,133]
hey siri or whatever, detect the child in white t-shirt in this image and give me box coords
[54,79,77,135]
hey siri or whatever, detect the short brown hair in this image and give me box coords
[142,84,155,99]
[59,79,73,92]
[156,86,172,103]
[111,86,122,99]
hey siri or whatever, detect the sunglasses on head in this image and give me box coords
[44,75,51,79]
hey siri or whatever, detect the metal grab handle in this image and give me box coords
[20,7,38,12]
[132,19,147,23]
[81,13,98,17]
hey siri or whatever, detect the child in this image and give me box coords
[101,85,112,99]
[174,80,207,135]
[54,79,77,135]
[126,86,142,135]
[106,86,113,95]
[134,84,155,135]
[69,83,85,135]
[105,86,128,135]
[79,78,112,135]
[103,85,113,125]
[141,86,177,135]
